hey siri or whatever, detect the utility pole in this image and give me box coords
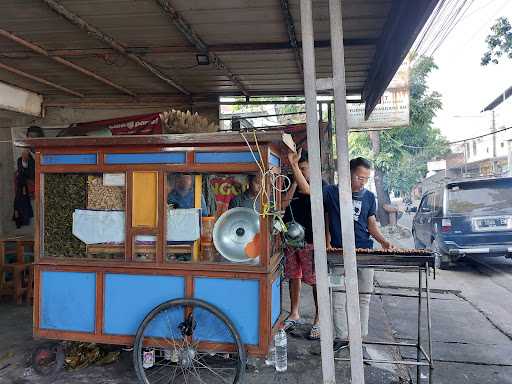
[491,110,497,173]
[299,0,336,382]
[463,140,468,175]
[508,139,512,176]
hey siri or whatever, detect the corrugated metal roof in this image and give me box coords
[0,0,436,107]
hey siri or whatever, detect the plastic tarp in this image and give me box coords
[167,208,200,241]
[72,210,125,244]
[72,208,200,244]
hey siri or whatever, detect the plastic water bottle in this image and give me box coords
[274,329,287,372]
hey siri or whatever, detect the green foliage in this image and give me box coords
[481,17,512,66]
[230,97,305,125]
[349,56,449,195]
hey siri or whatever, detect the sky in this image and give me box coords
[428,0,512,141]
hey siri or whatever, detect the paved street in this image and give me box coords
[2,213,512,383]
[376,213,512,383]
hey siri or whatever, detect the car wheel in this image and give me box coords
[432,238,456,270]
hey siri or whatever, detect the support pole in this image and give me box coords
[417,267,423,382]
[508,140,512,176]
[329,0,365,382]
[492,110,497,173]
[299,0,336,383]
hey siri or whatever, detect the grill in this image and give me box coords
[326,248,436,268]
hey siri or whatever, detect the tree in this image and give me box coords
[481,17,512,66]
[349,56,449,225]
[228,96,305,126]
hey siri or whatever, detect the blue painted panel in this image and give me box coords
[105,152,186,164]
[195,151,260,164]
[271,276,281,326]
[41,154,97,165]
[194,277,259,345]
[41,271,96,332]
[144,306,184,340]
[269,153,281,167]
[104,274,185,335]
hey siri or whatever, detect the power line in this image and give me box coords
[379,125,512,150]
[465,0,501,19]
[412,0,447,56]
[413,0,477,58]
[449,125,512,144]
[414,0,457,56]
[464,0,509,47]
[421,0,461,55]
[430,0,476,56]
[424,0,475,56]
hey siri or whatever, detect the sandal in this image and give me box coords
[308,324,320,340]
[283,318,300,331]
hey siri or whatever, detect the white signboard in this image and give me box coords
[427,159,447,172]
[348,60,410,131]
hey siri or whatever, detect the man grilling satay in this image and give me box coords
[323,157,392,358]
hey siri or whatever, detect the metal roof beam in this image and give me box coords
[196,89,362,97]
[280,0,303,74]
[0,28,136,97]
[155,0,249,97]
[44,91,361,108]
[44,94,192,108]
[0,61,84,98]
[362,0,439,119]
[0,39,377,58]
[42,0,189,95]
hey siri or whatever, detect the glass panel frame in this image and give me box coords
[165,172,265,266]
[41,172,127,260]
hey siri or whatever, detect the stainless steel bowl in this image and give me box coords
[213,207,260,263]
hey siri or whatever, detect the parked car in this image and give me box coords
[412,177,512,268]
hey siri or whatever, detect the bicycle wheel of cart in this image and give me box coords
[133,298,245,384]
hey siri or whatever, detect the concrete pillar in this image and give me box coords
[0,127,15,235]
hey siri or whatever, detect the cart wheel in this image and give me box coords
[31,342,64,376]
[133,298,245,384]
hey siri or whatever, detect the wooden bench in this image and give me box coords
[0,236,34,304]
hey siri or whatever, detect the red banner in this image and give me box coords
[63,113,163,136]
[209,176,244,218]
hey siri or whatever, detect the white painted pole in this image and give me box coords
[508,139,512,176]
[329,0,365,382]
[299,0,336,382]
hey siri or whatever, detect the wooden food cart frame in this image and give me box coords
[21,131,288,358]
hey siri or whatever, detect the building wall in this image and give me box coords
[464,96,512,164]
[464,130,512,163]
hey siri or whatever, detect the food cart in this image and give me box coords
[18,130,289,384]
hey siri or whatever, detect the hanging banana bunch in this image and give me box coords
[161,109,219,134]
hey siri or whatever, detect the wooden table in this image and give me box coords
[0,235,34,304]
[326,250,436,384]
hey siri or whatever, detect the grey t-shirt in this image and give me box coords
[229,191,260,211]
